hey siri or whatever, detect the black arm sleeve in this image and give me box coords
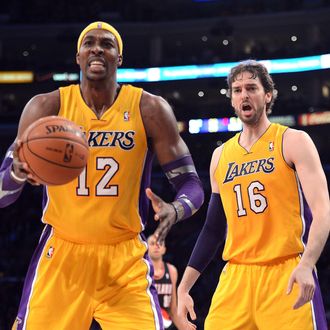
[187,193,227,273]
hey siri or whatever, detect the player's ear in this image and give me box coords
[76,52,80,65]
[265,91,272,104]
[117,54,123,67]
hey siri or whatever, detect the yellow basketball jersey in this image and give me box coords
[215,123,309,263]
[42,84,151,244]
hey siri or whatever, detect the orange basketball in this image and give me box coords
[18,116,89,185]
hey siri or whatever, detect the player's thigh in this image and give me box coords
[14,234,93,330]
[95,288,161,330]
[94,237,162,330]
[205,263,257,330]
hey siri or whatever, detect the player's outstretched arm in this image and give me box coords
[284,129,330,309]
[141,91,204,243]
[177,146,226,328]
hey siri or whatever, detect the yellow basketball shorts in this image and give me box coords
[205,256,327,330]
[12,225,163,330]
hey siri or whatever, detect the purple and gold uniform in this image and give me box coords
[205,123,327,330]
[13,84,163,330]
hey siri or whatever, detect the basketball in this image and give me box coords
[18,116,89,185]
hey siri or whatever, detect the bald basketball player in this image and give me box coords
[0,21,204,330]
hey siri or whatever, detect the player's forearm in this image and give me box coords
[187,193,226,272]
[162,154,204,221]
[0,145,25,208]
[178,266,201,294]
[300,210,330,269]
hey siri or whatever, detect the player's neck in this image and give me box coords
[240,117,271,151]
[79,81,121,118]
[153,260,165,278]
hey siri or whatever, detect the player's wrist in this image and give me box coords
[10,166,27,184]
[177,283,190,295]
[298,259,315,270]
[170,201,185,223]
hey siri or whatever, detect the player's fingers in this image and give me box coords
[187,321,197,330]
[145,188,161,203]
[286,274,295,295]
[26,174,41,186]
[188,305,197,321]
[154,221,171,244]
[16,139,22,147]
[307,285,315,301]
[302,283,314,303]
[293,283,313,309]
[146,188,163,214]
[293,293,305,309]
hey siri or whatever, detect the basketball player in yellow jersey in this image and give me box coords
[0,22,204,329]
[177,60,329,330]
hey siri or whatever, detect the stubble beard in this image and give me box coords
[236,105,265,126]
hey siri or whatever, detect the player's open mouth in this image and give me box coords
[242,104,252,111]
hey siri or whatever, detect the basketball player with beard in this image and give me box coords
[177,60,329,330]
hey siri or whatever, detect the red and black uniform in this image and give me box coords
[154,262,174,329]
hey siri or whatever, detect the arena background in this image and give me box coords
[0,1,329,329]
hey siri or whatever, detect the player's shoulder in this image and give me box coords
[18,90,60,138]
[166,263,178,280]
[282,127,315,166]
[28,90,60,113]
[210,144,225,167]
[141,90,170,112]
[283,127,310,144]
[140,90,176,135]
[166,262,177,270]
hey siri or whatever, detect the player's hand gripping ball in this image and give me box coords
[18,116,89,185]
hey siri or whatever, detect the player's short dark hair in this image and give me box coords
[227,59,277,114]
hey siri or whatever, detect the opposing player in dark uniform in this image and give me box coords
[148,235,186,330]
[0,22,204,330]
[177,60,329,330]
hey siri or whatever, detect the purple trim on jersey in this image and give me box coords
[311,270,327,330]
[42,186,48,210]
[301,192,313,245]
[143,248,164,330]
[16,225,52,330]
[139,149,154,226]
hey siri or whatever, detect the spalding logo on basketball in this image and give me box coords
[18,116,89,186]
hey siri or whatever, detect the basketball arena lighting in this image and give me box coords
[116,53,330,83]
[187,111,330,134]
[44,53,330,83]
